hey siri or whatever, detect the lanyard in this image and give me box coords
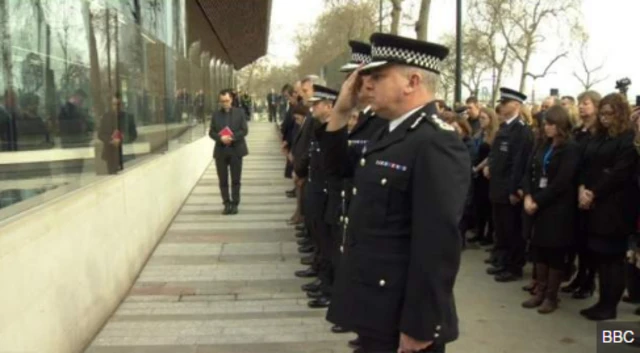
[542,146,554,175]
[473,133,483,153]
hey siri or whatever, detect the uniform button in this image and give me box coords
[340,245,344,253]
[360,158,366,166]
[340,216,344,222]
[381,178,387,186]
[434,333,440,338]
[341,190,345,197]
[323,188,327,193]
[379,279,386,287]
[344,217,349,225]
[352,187,357,195]
[435,325,441,331]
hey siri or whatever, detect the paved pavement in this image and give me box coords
[84,121,639,353]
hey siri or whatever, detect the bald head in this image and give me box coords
[541,96,560,112]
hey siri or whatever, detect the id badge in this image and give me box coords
[539,177,548,189]
[499,142,509,152]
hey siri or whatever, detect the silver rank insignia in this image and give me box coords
[430,114,455,131]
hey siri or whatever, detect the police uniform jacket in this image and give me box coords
[325,102,471,344]
[323,109,387,226]
[291,114,317,178]
[304,120,330,221]
[523,140,580,248]
[579,130,639,237]
[488,117,533,204]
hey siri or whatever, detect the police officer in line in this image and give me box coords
[318,41,389,340]
[324,33,471,353]
[484,88,534,283]
[301,85,341,309]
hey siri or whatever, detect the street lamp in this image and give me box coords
[454,0,462,104]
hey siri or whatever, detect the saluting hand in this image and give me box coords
[334,67,363,115]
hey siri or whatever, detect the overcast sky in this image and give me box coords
[267,0,639,102]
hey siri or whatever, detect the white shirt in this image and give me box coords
[389,106,424,132]
[505,115,519,126]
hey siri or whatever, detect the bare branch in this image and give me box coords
[526,52,567,80]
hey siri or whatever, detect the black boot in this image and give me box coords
[229,204,238,215]
[572,266,595,299]
[222,203,231,215]
[582,261,624,321]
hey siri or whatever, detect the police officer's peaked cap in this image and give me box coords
[340,41,372,73]
[360,33,449,74]
[455,106,468,114]
[498,87,527,104]
[309,84,339,102]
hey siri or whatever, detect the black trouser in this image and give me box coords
[311,219,333,295]
[569,215,596,288]
[472,175,491,237]
[268,105,276,122]
[492,202,525,273]
[594,251,626,310]
[214,155,243,205]
[358,332,446,353]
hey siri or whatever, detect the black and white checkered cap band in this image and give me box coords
[351,52,372,64]
[371,45,442,72]
[500,92,525,102]
[311,91,337,101]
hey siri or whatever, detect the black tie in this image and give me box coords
[378,127,389,141]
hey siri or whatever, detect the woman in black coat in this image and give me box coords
[578,93,639,321]
[521,106,581,314]
[562,90,602,299]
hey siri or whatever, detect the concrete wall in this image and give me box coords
[0,136,214,353]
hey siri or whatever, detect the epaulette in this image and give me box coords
[426,113,455,132]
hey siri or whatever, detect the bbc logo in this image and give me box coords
[601,330,635,344]
[597,322,640,352]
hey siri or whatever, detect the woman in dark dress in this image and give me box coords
[469,107,499,246]
[562,91,602,299]
[521,106,581,314]
[578,93,639,321]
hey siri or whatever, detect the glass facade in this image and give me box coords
[0,0,234,219]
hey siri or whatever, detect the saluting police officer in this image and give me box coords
[323,40,388,339]
[485,88,534,283]
[323,33,471,353]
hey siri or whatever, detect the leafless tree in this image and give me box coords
[295,0,378,76]
[496,0,579,92]
[389,0,403,34]
[526,51,567,102]
[0,0,13,89]
[572,33,608,91]
[468,0,514,104]
[415,0,431,40]
[81,0,105,118]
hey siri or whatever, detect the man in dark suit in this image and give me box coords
[267,88,277,123]
[98,92,138,174]
[324,33,471,353]
[209,89,249,215]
